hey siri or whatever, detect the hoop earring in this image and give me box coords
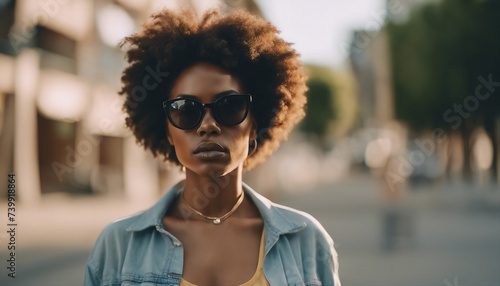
[248,139,258,157]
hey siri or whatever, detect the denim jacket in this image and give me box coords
[84,181,341,286]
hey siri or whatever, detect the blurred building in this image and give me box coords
[349,28,394,128]
[0,0,262,203]
[348,0,438,128]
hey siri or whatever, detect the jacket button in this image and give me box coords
[173,242,181,246]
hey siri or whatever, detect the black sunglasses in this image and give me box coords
[163,94,252,130]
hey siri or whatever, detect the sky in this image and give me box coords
[255,0,386,68]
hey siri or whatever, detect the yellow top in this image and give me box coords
[179,228,270,286]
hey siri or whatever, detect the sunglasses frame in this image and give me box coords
[163,94,253,130]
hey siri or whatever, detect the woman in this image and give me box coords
[85,8,340,286]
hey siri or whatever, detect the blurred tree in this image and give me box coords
[304,64,357,140]
[387,0,500,180]
[299,72,338,149]
[301,78,336,137]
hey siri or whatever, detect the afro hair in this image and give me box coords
[119,8,307,170]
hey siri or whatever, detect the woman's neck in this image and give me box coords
[182,167,244,217]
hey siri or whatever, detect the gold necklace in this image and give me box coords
[180,191,245,224]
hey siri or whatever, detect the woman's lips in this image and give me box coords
[193,150,226,160]
[193,142,228,160]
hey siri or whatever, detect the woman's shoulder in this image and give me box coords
[85,204,178,285]
[271,202,323,227]
[263,200,334,245]
[95,182,183,242]
[89,211,147,256]
[264,200,339,283]
[244,183,334,245]
[271,204,341,286]
[100,211,146,237]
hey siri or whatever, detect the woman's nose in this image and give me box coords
[196,109,221,136]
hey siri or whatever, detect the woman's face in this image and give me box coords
[166,62,256,177]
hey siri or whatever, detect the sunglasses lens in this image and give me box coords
[215,95,249,125]
[168,99,202,129]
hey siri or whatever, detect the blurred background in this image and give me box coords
[0,0,499,285]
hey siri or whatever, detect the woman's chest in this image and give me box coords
[164,218,264,285]
[182,236,261,285]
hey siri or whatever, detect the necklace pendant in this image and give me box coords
[213,218,221,224]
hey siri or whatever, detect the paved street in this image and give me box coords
[0,172,498,286]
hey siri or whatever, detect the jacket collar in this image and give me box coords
[125,180,306,235]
